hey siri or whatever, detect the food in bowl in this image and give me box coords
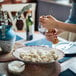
[8,61,25,74]
[19,47,59,63]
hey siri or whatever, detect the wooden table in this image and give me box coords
[0,42,61,76]
[0,32,61,76]
[0,32,76,76]
[0,61,61,76]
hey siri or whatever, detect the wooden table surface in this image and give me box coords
[0,32,76,76]
[0,32,61,76]
[0,61,61,76]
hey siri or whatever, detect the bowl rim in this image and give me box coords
[13,46,65,64]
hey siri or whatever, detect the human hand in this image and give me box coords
[39,15,58,30]
[45,29,59,44]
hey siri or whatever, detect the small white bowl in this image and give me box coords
[8,61,25,74]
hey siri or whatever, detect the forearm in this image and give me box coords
[56,21,76,33]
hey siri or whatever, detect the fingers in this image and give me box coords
[46,29,57,35]
[40,15,53,18]
[39,16,48,22]
[46,34,58,44]
[45,32,57,41]
[46,15,56,20]
[45,29,58,43]
[40,15,46,18]
[46,15,53,18]
[40,15,55,20]
[46,15,52,18]
[39,16,46,23]
[46,35,57,42]
[46,33,57,40]
[39,15,56,29]
[39,16,49,27]
[39,16,45,23]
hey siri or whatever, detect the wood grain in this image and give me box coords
[7,62,61,76]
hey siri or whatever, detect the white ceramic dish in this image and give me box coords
[13,46,64,64]
[8,61,25,74]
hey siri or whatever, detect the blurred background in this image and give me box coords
[0,0,72,31]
